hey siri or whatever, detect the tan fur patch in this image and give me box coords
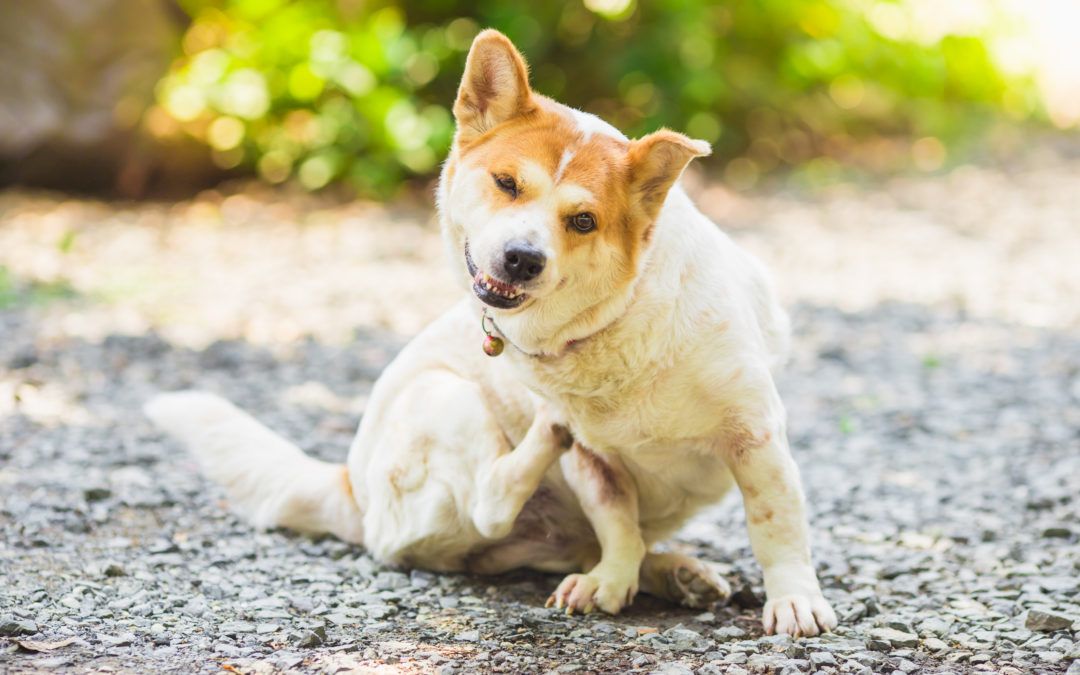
[748,507,775,525]
[340,466,353,499]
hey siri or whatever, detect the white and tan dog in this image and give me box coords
[146,30,837,637]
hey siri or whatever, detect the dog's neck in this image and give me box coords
[485,292,631,359]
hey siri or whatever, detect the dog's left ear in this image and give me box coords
[453,29,535,145]
[628,130,711,216]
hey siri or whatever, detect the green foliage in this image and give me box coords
[0,266,78,309]
[156,0,1037,194]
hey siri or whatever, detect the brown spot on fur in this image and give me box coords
[551,423,574,450]
[574,443,624,502]
[726,423,773,462]
[749,507,775,525]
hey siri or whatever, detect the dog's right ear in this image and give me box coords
[453,29,535,145]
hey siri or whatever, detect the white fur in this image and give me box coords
[569,107,627,142]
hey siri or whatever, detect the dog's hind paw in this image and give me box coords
[640,552,732,609]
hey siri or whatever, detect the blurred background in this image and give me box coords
[3,0,1080,197]
[0,0,1078,348]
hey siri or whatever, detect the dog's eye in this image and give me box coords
[570,212,597,233]
[493,174,518,198]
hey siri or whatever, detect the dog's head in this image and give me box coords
[438,30,709,346]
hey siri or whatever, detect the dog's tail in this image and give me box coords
[144,391,364,544]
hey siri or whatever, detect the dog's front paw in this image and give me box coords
[545,570,638,615]
[762,592,838,637]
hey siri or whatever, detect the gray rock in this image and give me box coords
[868,627,920,648]
[455,630,479,642]
[664,625,710,652]
[0,618,38,636]
[296,626,327,648]
[712,626,747,641]
[1026,609,1073,632]
[218,621,256,634]
[649,664,694,675]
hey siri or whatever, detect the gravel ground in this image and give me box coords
[2,146,1080,673]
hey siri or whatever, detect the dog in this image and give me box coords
[145,29,837,637]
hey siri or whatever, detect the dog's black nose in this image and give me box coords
[503,241,546,282]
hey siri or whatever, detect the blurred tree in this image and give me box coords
[0,0,221,195]
[3,0,1047,196]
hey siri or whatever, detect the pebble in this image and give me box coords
[712,626,747,641]
[1025,609,1074,632]
[218,621,256,634]
[869,628,920,649]
[455,630,479,642]
[0,618,38,636]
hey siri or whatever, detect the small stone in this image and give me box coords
[809,651,837,666]
[84,487,112,502]
[1026,609,1073,632]
[214,642,241,657]
[851,651,884,667]
[7,346,38,369]
[0,618,38,636]
[868,627,920,648]
[886,619,916,634]
[923,637,949,652]
[648,663,693,675]
[296,626,327,648]
[669,629,710,652]
[591,622,617,635]
[218,620,256,634]
[712,626,746,641]
[103,563,126,577]
[1042,527,1072,538]
[917,617,951,637]
[455,630,479,642]
[758,634,792,647]
[1036,651,1064,664]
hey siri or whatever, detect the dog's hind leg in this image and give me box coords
[639,552,732,609]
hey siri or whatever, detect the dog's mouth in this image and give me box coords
[465,243,528,310]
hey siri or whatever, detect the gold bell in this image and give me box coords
[483,334,504,357]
